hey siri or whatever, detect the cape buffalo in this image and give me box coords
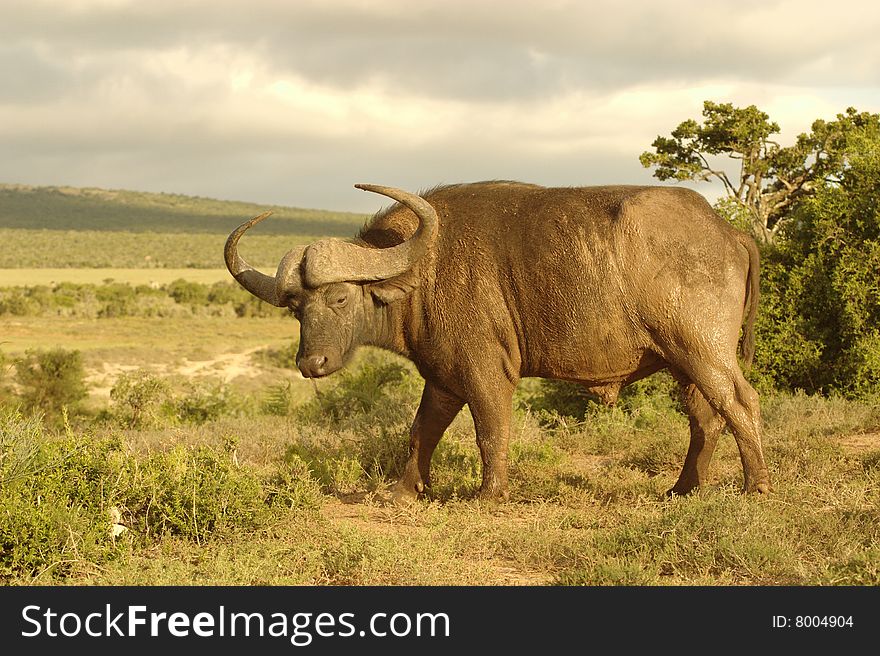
[225,182,771,502]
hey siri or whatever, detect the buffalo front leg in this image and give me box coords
[669,381,727,495]
[391,382,464,504]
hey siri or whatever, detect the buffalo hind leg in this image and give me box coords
[669,380,727,495]
[469,383,516,502]
[391,382,464,505]
[672,358,771,494]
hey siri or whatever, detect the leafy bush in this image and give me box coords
[0,281,288,319]
[172,381,250,424]
[0,410,323,581]
[284,440,367,496]
[107,373,267,429]
[298,350,419,426]
[14,348,87,421]
[262,381,296,416]
[0,411,126,580]
[118,437,321,543]
[109,370,173,429]
[120,445,266,542]
[167,279,210,306]
[0,410,47,487]
[263,452,326,510]
[253,342,298,370]
[96,282,139,317]
[290,351,422,491]
[0,288,37,315]
[0,351,14,408]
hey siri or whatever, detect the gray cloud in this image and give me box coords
[0,44,80,103]
[7,1,878,98]
[1,0,878,211]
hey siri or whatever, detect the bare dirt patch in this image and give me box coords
[176,346,268,383]
[85,345,277,397]
[85,362,148,398]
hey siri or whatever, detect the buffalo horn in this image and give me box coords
[224,211,306,306]
[300,184,439,287]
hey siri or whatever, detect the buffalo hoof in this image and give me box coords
[665,486,696,498]
[476,485,509,504]
[744,481,773,494]
[666,480,699,497]
[389,478,425,506]
[743,470,773,494]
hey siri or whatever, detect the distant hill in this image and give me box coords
[0,183,367,236]
[0,183,369,269]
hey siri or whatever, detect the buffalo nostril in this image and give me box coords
[298,354,328,377]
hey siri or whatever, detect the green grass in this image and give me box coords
[2,337,878,586]
[0,183,367,268]
[2,391,878,585]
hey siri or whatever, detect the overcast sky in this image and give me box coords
[2,0,879,212]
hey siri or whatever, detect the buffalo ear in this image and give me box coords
[366,272,419,304]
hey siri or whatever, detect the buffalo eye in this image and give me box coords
[331,294,348,308]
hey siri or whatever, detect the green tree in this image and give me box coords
[753,129,880,395]
[640,102,880,244]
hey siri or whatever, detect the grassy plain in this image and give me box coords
[1,183,878,587]
[0,268,234,286]
[2,308,879,586]
[1,315,295,361]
